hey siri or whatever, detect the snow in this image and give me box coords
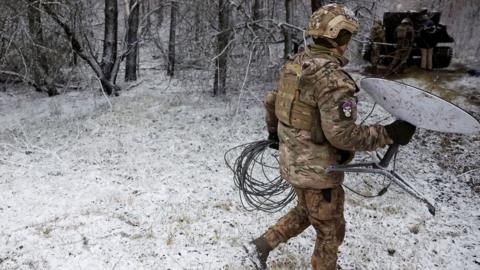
[0,62,479,270]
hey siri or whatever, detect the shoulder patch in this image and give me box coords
[338,98,355,119]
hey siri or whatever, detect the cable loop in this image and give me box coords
[224,140,296,213]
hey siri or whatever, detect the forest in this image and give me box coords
[1,0,477,97]
[0,0,479,269]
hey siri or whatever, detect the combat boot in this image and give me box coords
[242,237,271,269]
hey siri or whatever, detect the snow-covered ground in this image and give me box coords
[0,63,479,270]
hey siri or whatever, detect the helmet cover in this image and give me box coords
[306,4,359,39]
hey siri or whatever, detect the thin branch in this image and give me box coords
[234,43,256,117]
[211,37,236,62]
[214,18,304,37]
[94,75,113,111]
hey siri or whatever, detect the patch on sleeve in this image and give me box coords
[338,99,355,119]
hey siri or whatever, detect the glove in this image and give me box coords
[385,120,416,145]
[268,132,279,150]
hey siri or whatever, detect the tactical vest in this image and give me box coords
[275,62,325,143]
[275,63,316,130]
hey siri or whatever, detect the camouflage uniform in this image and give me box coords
[254,4,393,269]
[388,21,415,74]
[369,21,386,68]
[262,44,393,269]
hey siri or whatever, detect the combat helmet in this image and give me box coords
[306,3,359,40]
[401,17,413,25]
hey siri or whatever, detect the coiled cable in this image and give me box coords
[224,140,296,213]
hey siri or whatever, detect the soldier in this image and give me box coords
[418,15,437,70]
[369,20,386,69]
[388,17,414,74]
[243,3,416,270]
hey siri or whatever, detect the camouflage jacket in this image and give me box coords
[265,45,393,189]
[370,24,386,43]
[395,24,414,48]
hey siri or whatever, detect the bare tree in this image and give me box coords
[27,0,58,96]
[125,0,140,81]
[101,0,118,92]
[213,0,231,96]
[141,0,151,37]
[252,0,264,21]
[194,3,201,42]
[0,1,71,95]
[167,1,177,76]
[41,2,121,95]
[284,0,294,59]
[156,0,164,27]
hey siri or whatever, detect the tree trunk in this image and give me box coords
[167,2,177,76]
[284,0,293,59]
[41,2,120,95]
[101,0,118,93]
[156,0,164,27]
[142,0,151,37]
[252,0,263,21]
[194,4,201,42]
[213,0,230,96]
[125,0,140,81]
[27,0,58,96]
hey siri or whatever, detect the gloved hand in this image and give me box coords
[385,120,416,145]
[268,132,279,150]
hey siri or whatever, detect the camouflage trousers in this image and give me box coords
[371,44,382,67]
[388,47,411,74]
[262,186,345,270]
[420,48,433,70]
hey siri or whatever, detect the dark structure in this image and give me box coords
[364,10,454,69]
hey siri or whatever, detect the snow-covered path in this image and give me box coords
[0,69,479,270]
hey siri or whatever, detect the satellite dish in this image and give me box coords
[328,78,480,216]
[360,78,480,134]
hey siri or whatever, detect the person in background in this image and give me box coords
[388,17,414,74]
[418,14,437,70]
[369,20,386,70]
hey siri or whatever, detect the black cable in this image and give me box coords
[225,139,396,211]
[224,140,296,213]
[360,102,377,125]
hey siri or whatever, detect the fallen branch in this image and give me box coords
[0,70,44,92]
